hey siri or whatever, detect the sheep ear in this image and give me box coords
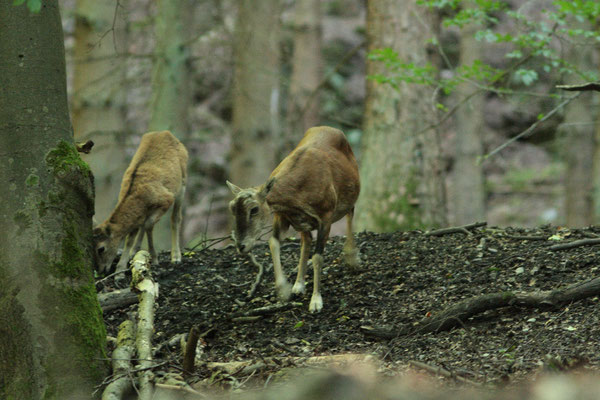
[226,180,243,196]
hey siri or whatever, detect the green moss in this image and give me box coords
[26,173,39,187]
[35,217,108,395]
[45,140,91,178]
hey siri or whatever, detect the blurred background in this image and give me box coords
[59,0,600,250]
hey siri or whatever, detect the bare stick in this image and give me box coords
[482,92,582,162]
[557,82,600,92]
[183,326,200,377]
[102,320,136,400]
[246,254,264,298]
[362,275,600,339]
[549,238,600,251]
[231,302,303,319]
[425,222,487,237]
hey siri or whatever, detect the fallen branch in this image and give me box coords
[549,238,600,251]
[131,251,157,400]
[362,275,600,339]
[98,288,137,312]
[425,222,487,237]
[247,254,264,298]
[231,302,303,319]
[408,360,480,386]
[102,320,136,400]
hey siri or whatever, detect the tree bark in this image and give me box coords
[0,2,107,398]
[147,0,194,250]
[355,1,447,232]
[562,19,597,227]
[72,0,128,225]
[230,0,282,187]
[451,2,486,225]
[286,0,322,150]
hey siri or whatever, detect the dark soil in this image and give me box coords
[101,225,600,392]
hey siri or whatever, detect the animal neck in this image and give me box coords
[106,195,148,239]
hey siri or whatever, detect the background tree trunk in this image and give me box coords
[230,0,282,187]
[0,2,107,398]
[286,0,322,148]
[72,0,128,225]
[355,0,447,231]
[148,0,194,249]
[561,21,597,227]
[451,3,486,225]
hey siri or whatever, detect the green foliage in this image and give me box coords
[13,0,42,13]
[371,0,600,96]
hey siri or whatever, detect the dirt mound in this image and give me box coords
[101,225,600,393]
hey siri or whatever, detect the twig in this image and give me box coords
[557,82,600,92]
[424,222,487,237]
[482,92,582,162]
[231,316,263,323]
[231,302,303,319]
[155,383,206,398]
[503,234,547,241]
[549,238,600,251]
[408,360,481,386]
[247,254,265,299]
[95,269,127,287]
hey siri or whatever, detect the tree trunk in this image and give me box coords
[72,0,128,225]
[451,4,486,225]
[287,0,322,149]
[562,21,596,227]
[230,0,282,187]
[355,1,447,232]
[0,3,107,399]
[148,0,194,250]
[148,0,193,137]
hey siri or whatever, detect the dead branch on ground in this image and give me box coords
[362,275,600,340]
[102,320,136,400]
[131,251,158,400]
[425,222,487,237]
[549,238,600,251]
[98,288,137,312]
[231,302,303,319]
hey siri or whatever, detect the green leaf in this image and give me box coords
[13,0,26,5]
[293,321,304,329]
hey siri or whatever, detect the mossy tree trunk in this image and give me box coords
[72,0,128,225]
[355,0,447,232]
[286,0,322,149]
[230,0,282,187]
[451,1,486,225]
[0,3,107,399]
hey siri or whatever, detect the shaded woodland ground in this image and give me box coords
[99,224,600,397]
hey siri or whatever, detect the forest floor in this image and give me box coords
[101,224,600,397]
